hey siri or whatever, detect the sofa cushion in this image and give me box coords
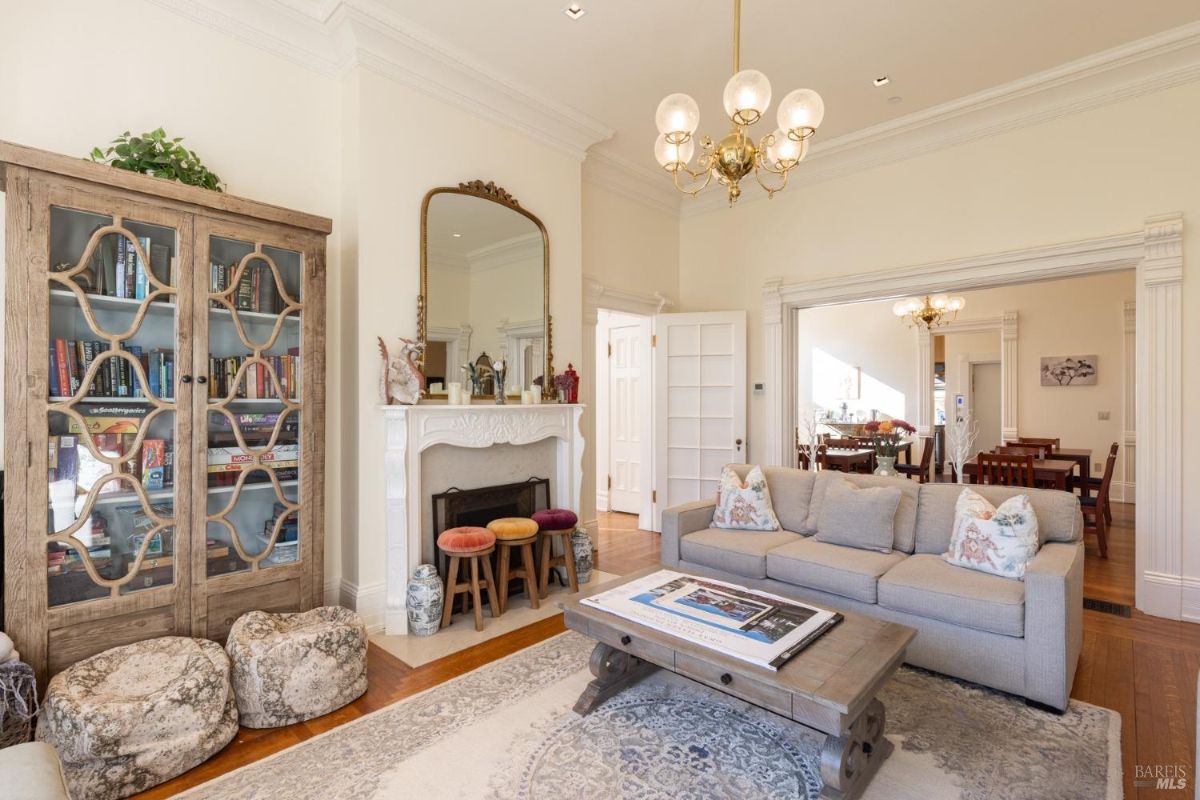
[766,538,906,604]
[713,465,781,530]
[915,483,1081,555]
[680,528,803,579]
[878,554,1025,637]
[805,471,920,552]
[944,489,1040,579]
[813,475,902,553]
[727,464,815,533]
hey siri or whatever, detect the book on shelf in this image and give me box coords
[581,569,843,671]
[212,260,283,314]
[207,352,300,400]
[141,439,167,489]
[49,341,174,400]
[75,227,175,301]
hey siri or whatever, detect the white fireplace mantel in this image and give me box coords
[381,403,586,634]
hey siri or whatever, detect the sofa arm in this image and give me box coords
[0,742,71,800]
[661,500,716,567]
[1023,541,1084,711]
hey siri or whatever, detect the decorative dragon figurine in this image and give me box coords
[377,337,426,405]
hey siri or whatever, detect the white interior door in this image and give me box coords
[609,319,648,514]
[971,362,1002,453]
[654,311,747,531]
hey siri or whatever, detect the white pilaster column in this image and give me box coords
[383,412,413,635]
[580,279,602,537]
[916,327,933,437]
[762,278,785,466]
[1000,311,1019,441]
[1137,213,1184,619]
[1121,300,1136,503]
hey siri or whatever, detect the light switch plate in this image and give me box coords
[753,382,765,394]
[1097,411,1110,420]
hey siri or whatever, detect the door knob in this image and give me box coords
[735,438,743,452]
[196,376,208,384]
[179,375,192,384]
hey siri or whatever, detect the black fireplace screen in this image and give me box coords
[431,477,550,570]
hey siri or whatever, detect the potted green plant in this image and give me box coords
[90,128,224,191]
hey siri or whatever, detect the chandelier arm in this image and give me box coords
[752,163,790,198]
[672,164,715,197]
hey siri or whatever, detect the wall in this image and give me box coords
[348,67,587,596]
[679,80,1198,595]
[582,182,679,301]
[0,0,346,591]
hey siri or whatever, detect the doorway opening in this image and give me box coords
[595,308,654,530]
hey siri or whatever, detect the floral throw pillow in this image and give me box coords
[944,488,1040,579]
[712,465,781,531]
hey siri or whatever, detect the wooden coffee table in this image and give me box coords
[560,567,917,800]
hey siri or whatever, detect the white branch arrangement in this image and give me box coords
[798,407,822,472]
[945,413,979,484]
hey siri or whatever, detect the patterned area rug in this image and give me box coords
[179,632,1122,800]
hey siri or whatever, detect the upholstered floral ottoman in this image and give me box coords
[36,637,238,800]
[226,606,368,729]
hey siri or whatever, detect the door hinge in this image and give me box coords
[607,474,612,489]
[607,343,612,358]
[652,489,657,503]
[651,335,657,348]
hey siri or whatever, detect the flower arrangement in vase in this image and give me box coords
[863,418,916,477]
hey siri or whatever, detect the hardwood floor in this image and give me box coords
[145,503,1196,799]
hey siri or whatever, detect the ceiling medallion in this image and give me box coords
[653,0,825,206]
[892,294,966,329]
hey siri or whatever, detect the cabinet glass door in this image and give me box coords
[44,202,189,606]
[201,230,303,577]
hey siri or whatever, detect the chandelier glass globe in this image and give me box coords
[722,69,772,125]
[765,129,804,168]
[654,134,695,170]
[777,88,825,136]
[655,93,700,143]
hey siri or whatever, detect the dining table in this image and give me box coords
[961,456,1078,491]
[822,447,877,473]
[1047,448,1092,498]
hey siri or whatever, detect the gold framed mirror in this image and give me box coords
[420,181,552,399]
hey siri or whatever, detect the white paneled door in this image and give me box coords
[653,311,747,531]
[609,318,649,515]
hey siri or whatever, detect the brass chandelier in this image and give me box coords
[892,294,966,329]
[653,0,825,206]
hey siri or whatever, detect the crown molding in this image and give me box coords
[466,232,543,272]
[147,0,612,161]
[681,21,1200,217]
[583,148,681,217]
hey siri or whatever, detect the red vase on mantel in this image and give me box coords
[565,363,579,404]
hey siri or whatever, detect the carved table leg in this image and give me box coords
[819,698,891,800]
[573,642,659,716]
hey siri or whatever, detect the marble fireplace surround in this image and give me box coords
[381,404,585,634]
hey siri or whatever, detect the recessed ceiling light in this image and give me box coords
[564,4,585,20]
[452,233,462,238]
[873,76,890,87]
[887,96,903,105]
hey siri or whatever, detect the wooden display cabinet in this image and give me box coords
[1,142,330,685]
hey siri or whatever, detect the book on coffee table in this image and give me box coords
[581,569,841,670]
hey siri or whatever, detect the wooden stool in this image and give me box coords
[533,508,580,598]
[487,518,541,613]
[437,527,500,632]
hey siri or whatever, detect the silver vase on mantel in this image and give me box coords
[406,564,444,636]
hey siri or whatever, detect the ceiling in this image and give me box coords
[379,0,1200,169]
[428,193,540,257]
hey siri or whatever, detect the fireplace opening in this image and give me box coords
[431,477,550,572]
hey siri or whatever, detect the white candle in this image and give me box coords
[447,383,461,405]
[521,390,533,405]
[531,388,542,404]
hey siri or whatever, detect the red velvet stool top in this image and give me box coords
[532,508,578,531]
[437,526,496,553]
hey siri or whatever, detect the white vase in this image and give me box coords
[874,456,898,477]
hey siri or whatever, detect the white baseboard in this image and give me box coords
[324,579,340,607]
[582,518,599,539]
[338,579,387,634]
[1181,576,1200,624]
[1141,570,1185,621]
[596,490,609,511]
[1112,481,1135,504]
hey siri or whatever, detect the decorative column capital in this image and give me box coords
[762,277,784,325]
[1143,213,1183,286]
[1001,310,1018,341]
[1123,300,1136,334]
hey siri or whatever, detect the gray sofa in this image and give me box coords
[661,465,1084,711]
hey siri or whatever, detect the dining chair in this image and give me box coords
[896,437,934,483]
[1017,436,1060,451]
[798,443,826,470]
[827,438,859,450]
[1083,442,1119,527]
[1082,448,1117,558]
[977,452,1036,487]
